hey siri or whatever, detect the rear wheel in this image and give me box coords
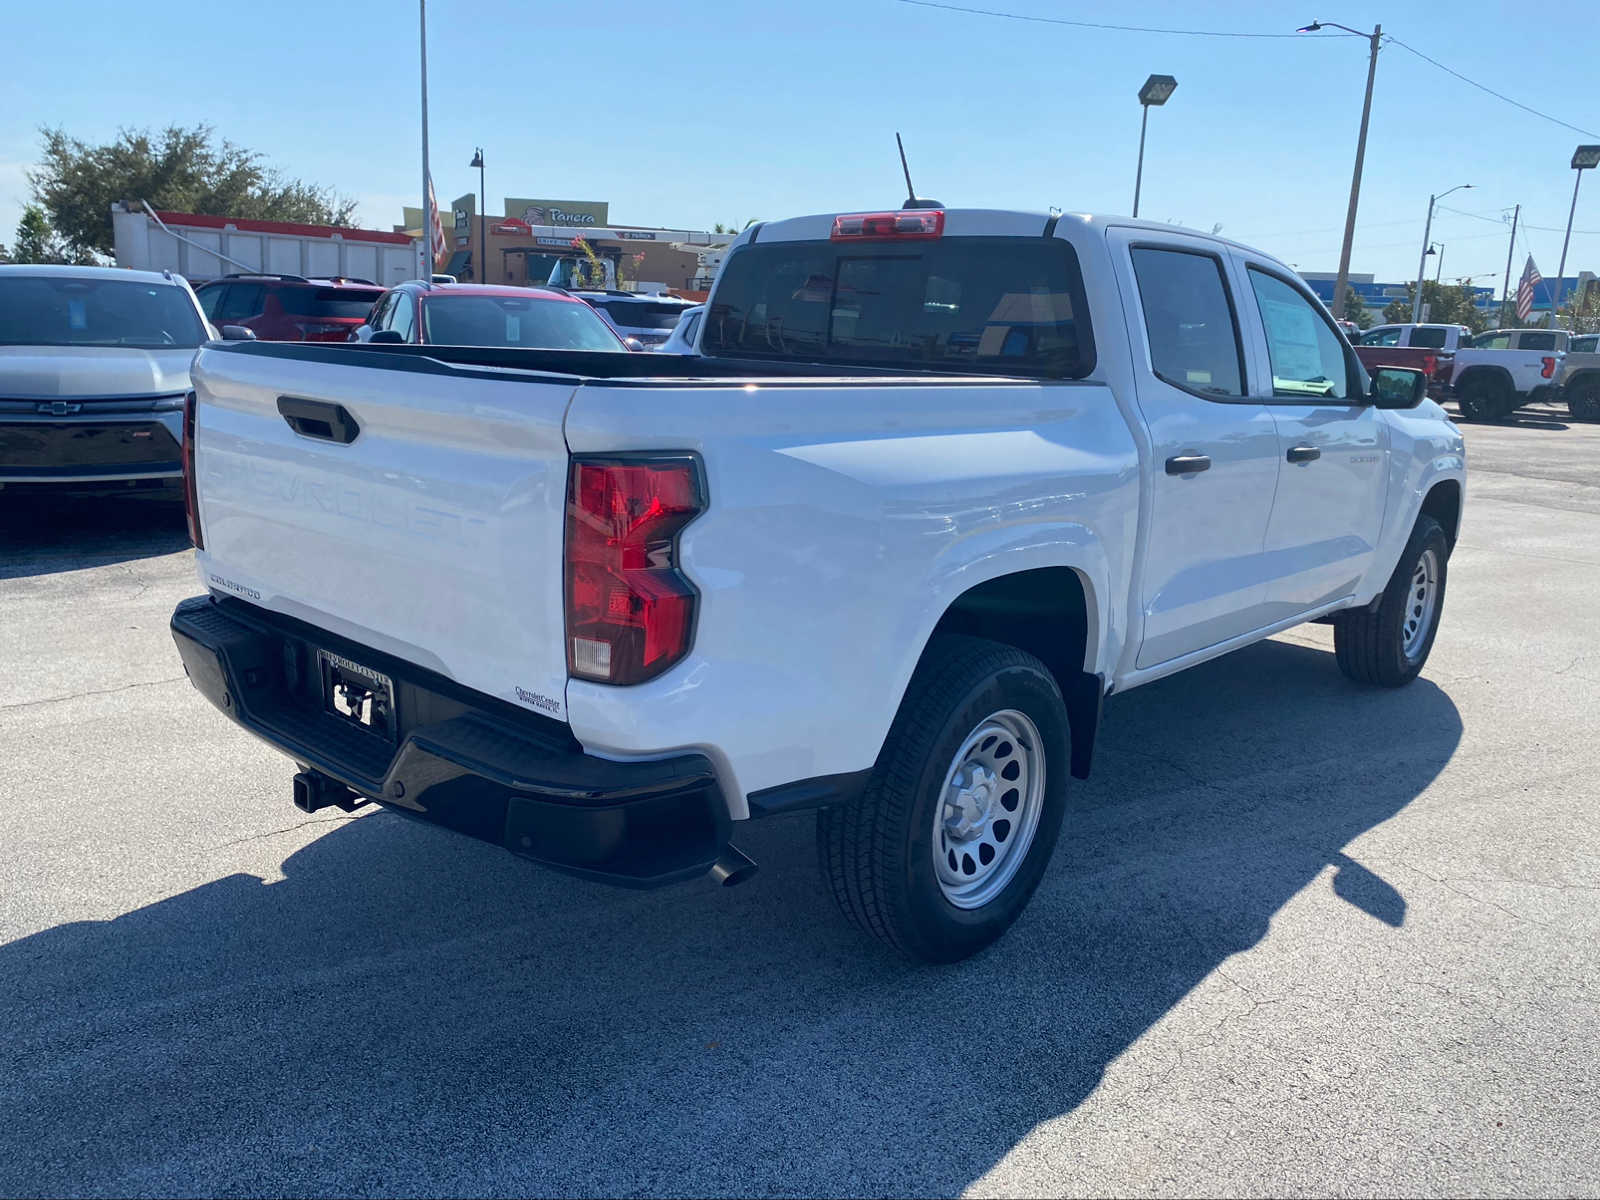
[1568,378,1600,422]
[1334,515,1449,687]
[1457,373,1510,422]
[817,635,1069,963]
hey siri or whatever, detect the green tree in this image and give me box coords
[1380,280,1489,332]
[1344,289,1374,330]
[1557,278,1600,333]
[10,203,82,264]
[29,125,356,259]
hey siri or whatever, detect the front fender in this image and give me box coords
[1359,404,1465,599]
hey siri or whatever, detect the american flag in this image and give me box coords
[1516,255,1542,322]
[426,172,447,268]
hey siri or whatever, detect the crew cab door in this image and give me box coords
[1231,256,1387,617]
[1111,230,1283,668]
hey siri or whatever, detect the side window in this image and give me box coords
[390,293,416,341]
[1247,269,1351,400]
[195,285,224,320]
[215,284,265,322]
[367,292,393,329]
[1518,331,1558,352]
[1364,326,1401,346]
[1408,326,1448,349]
[1476,332,1510,350]
[1128,246,1245,398]
[681,311,701,345]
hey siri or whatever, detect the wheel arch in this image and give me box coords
[1419,477,1463,551]
[1455,363,1513,393]
[923,565,1104,779]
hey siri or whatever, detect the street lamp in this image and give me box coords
[1551,145,1600,327]
[469,147,486,283]
[1297,19,1382,322]
[1132,74,1177,219]
[1412,184,1472,322]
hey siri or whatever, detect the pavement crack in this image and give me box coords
[208,812,369,850]
[0,675,187,714]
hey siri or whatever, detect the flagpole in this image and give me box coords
[419,0,432,279]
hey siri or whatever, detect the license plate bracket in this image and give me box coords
[317,649,397,742]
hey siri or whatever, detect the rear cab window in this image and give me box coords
[702,235,1094,377]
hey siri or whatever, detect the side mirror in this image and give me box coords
[1370,366,1427,409]
[623,336,646,352]
[219,324,257,341]
[368,329,407,344]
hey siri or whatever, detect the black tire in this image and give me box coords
[1456,373,1510,422]
[817,635,1070,963]
[1334,515,1449,687]
[1568,378,1600,422]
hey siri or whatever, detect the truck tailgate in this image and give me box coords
[189,345,577,722]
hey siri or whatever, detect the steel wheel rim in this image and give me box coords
[1402,546,1440,661]
[932,708,1045,909]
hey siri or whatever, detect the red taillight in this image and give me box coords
[182,390,203,550]
[565,457,704,685]
[831,210,944,240]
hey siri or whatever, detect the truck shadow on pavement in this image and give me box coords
[0,490,189,580]
[0,638,1461,1197]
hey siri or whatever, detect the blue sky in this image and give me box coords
[5,0,1599,295]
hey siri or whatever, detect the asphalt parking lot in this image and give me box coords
[2,403,1597,1198]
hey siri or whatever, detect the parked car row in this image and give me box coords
[1353,321,1593,422]
[191,271,704,356]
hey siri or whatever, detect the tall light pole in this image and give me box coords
[1552,145,1600,327]
[469,148,486,283]
[1412,184,1472,322]
[419,0,433,280]
[1298,20,1381,322]
[1430,242,1445,283]
[1132,74,1177,219]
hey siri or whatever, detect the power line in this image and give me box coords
[892,0,1320,38]
[1383,37,1600,139]
[895,2,1598,139]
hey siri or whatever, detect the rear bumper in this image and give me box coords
[0,410,182,483]
[170,595,730,887]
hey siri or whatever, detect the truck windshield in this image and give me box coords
[421,294,621,350]
[0,275,205,348]
[702,236,1093,377]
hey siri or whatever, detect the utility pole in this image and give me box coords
[1299,21,1381,322]
[419,0,433,280]
[1499,204,1520,326]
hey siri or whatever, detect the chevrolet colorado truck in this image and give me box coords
[170,208,1466,962]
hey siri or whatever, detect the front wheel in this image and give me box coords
[1456,374,1509,422]
[817,635,1069,962]
[1334,515,1449,687]
[1568,379,1600,422]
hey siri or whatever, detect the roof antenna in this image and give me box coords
[896,132,944,210]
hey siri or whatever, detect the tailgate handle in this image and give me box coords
[277,396,360,445]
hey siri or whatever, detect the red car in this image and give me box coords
[348,281,632,350]
[193,273,387,343]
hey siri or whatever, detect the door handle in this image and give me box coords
[1286,444,1322,464]
[278,396,360,444]
[1165,454,1211,476]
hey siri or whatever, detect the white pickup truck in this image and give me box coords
[170,207,1466,962]
[1450,327,1566,420]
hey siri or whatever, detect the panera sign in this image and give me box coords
[506,197,609,228]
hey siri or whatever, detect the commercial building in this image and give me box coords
[402,196,732,294]
[1299,270,1596,320]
